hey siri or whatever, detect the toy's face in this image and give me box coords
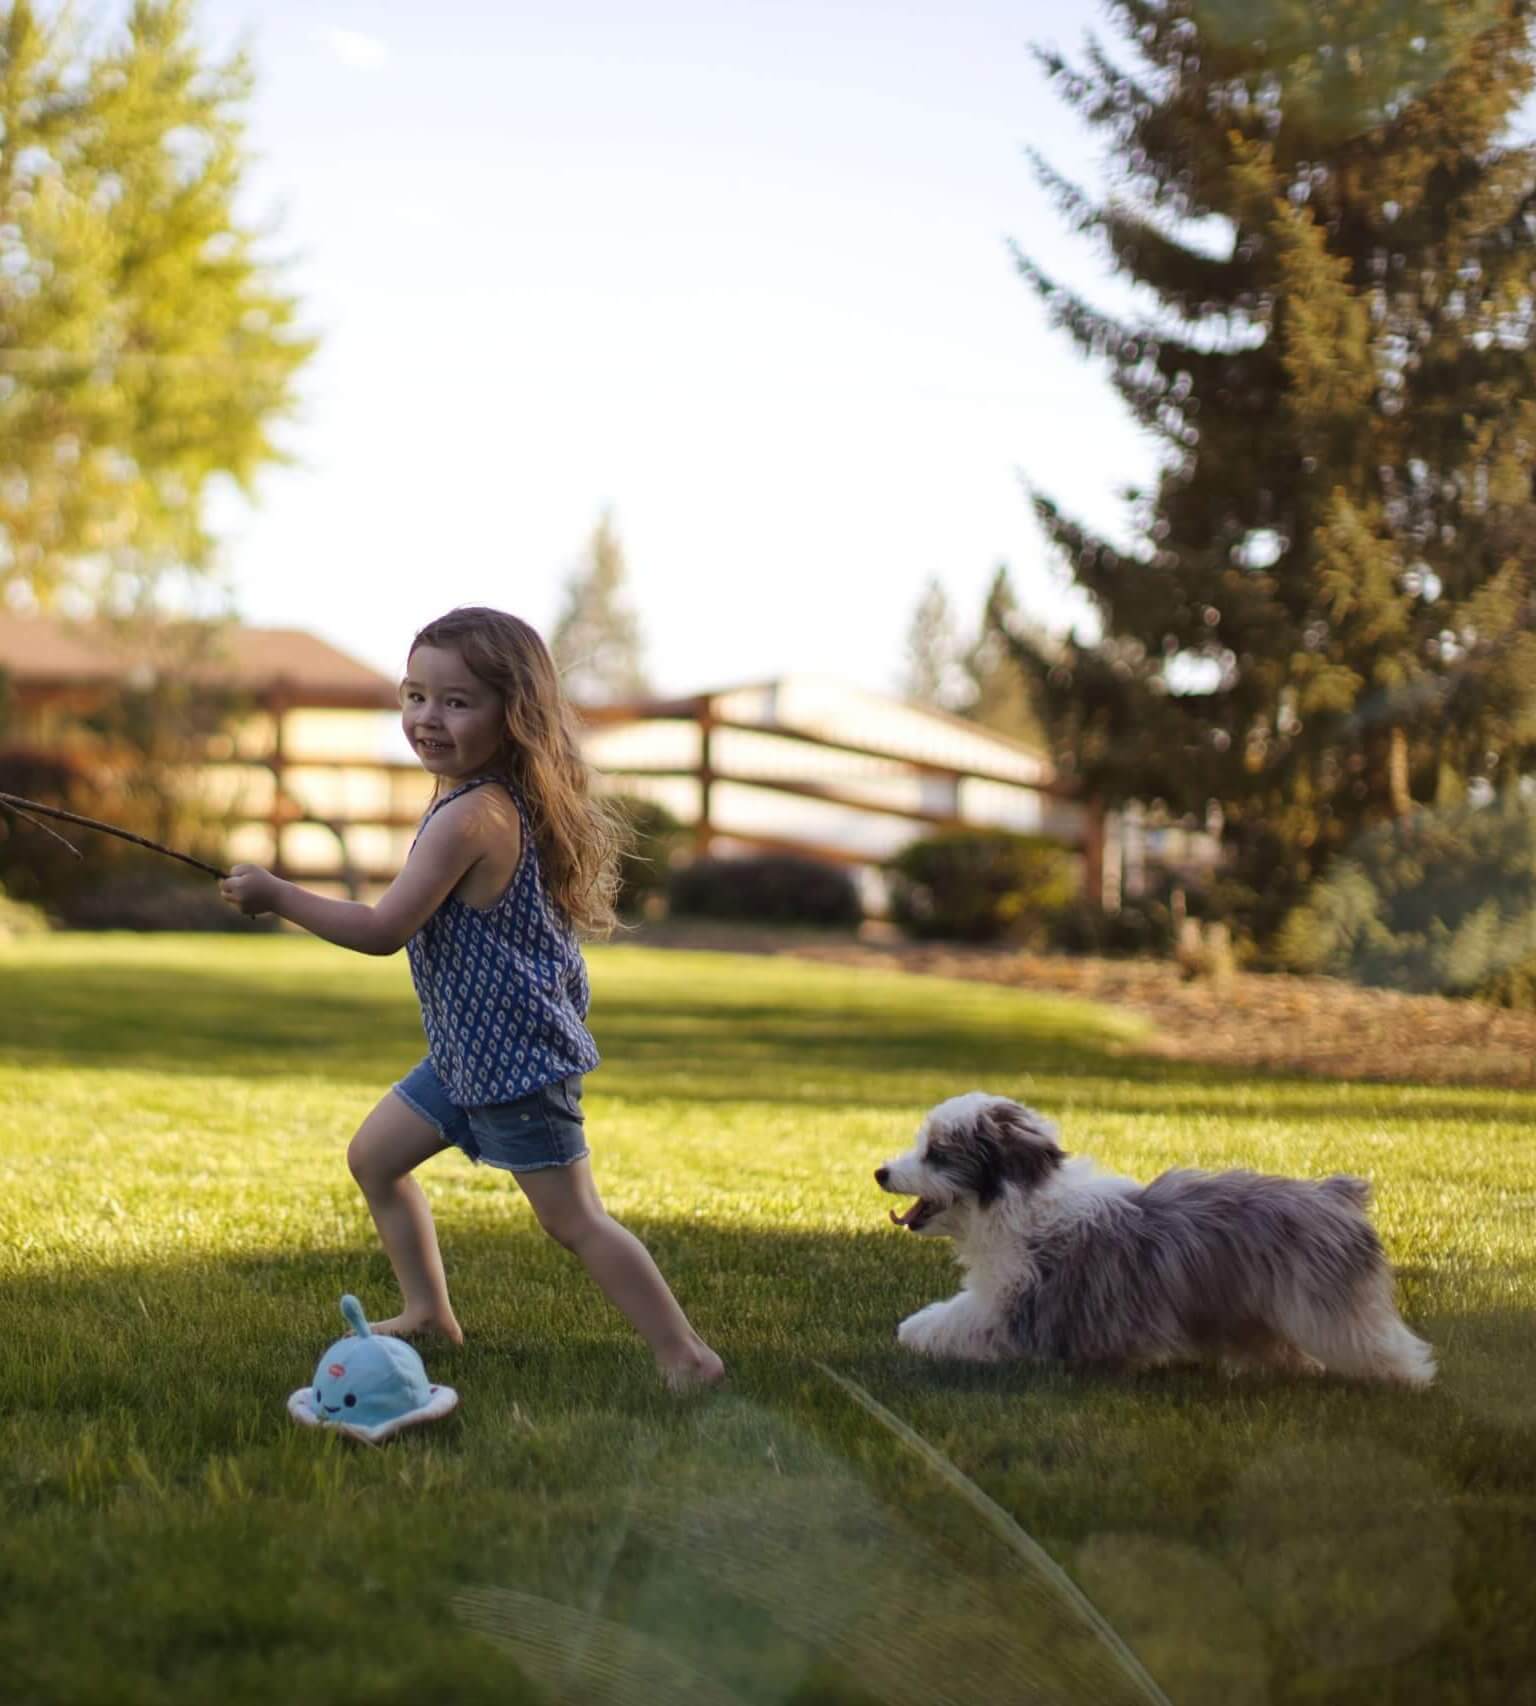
[313,1356,362,1418]
[307,1334,431,1431]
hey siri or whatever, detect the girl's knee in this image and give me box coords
[346,1134,374,1188]
[533,1199,607,1252]
[348,1132,401,1193]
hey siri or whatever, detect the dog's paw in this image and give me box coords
[896,1302,950,1354]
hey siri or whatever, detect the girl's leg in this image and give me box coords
[347,1091,464,1343]
[515,1158,724,1389]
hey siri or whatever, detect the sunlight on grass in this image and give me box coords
[1,934,1533,1705]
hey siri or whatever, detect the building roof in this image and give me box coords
[0,615,399,710]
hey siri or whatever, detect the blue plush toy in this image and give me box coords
[287,1295,459,1445]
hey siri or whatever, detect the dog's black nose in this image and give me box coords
[874,1166,889,1186]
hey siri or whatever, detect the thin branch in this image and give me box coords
[0,793,229,879]
[0,798,85,860]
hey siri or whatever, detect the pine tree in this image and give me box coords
[549,510,650,705]
[901,577,966,710]
[1009,0,1536,936]
[961,566,1050,750]
[0,1,314,609]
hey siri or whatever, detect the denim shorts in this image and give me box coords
[392,1057,589,1174]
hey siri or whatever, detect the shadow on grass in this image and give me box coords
[2,1219,1527,1444]
[0,949,1170,1103]
[0,958,425,1079]
[2,1221,1532,1706]
[0,946,1433,1116]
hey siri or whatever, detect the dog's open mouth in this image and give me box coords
[889,1197,940,1231]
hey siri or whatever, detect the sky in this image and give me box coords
[173,0,1160,697]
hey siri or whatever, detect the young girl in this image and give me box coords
[220,606,724,1390]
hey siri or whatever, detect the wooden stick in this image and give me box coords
[0,792,229,879]
[0,798,85,861]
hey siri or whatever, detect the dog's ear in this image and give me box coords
[928,1098,1065,1206]
[975,1100,1065,1201]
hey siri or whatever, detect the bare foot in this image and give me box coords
[659,1341,726,1392]
[367,1311,465,1346]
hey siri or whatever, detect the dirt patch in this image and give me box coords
[614,920,1536,1090]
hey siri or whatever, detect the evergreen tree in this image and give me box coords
[1009,0,1536,936]
[549,509,650,705]
[0,1,314,609]
[901,577,967,710]
[961,565,1050,750]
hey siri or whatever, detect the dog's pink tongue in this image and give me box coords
[889,1200,922,1226]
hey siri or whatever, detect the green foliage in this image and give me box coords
[606,793,686,916]
[667,853,862,928]
[1473,953,1536,1011]
[1277,804,1536,993]
[1047,897,1177,959]
[902,566,1051,750]
[959,565,1049,750]
[885,829,1076,944]
[1010,0,1536,939]
[0,0,314,606]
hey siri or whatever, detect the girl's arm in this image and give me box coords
[219,795,517,955]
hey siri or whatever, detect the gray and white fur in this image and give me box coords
[875,1092,1435,1384]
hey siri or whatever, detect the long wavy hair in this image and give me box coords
[408,606,623,938]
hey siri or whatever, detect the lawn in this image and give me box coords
[0,934,1532,1706]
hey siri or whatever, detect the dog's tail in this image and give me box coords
[1319,1173,1372,1210]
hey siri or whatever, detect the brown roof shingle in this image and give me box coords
[0,615,399,710]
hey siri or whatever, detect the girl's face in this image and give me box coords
[400,644,506,781]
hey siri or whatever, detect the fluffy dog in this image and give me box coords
[875,1092,1435,1384]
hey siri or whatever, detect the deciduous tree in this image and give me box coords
[0,0,313,608]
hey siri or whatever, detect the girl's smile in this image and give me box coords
[400,644,505,779]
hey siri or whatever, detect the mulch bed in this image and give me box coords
[618,921,1536,1090]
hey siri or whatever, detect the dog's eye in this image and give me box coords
[344,1393,357,1408]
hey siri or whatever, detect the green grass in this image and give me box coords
[1,934,1532,1706]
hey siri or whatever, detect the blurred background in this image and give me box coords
[4,0,1536,1009]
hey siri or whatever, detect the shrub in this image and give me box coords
[885,829,1076,944]
[606,794,687,917]
[0,748,232,924]
[1473,954,1536,1010]
[1046,897,1176,958]
[52,858,277,932]
[667,853,862,928]
[1276,803,1536,995]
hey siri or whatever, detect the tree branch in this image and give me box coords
[0,793,229,880]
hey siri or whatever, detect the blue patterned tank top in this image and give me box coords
[404,776,600,1105]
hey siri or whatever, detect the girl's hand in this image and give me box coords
[220,863,280,917]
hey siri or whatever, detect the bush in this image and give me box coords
[606,794,687,917]
[1276,803,1536,995]
[1469,954,1536,1011]
[1046,897,1176,958]
[0,749,232,924]
[667,853,862,928]
[885,829,1076,944]
[52,860,277,932]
